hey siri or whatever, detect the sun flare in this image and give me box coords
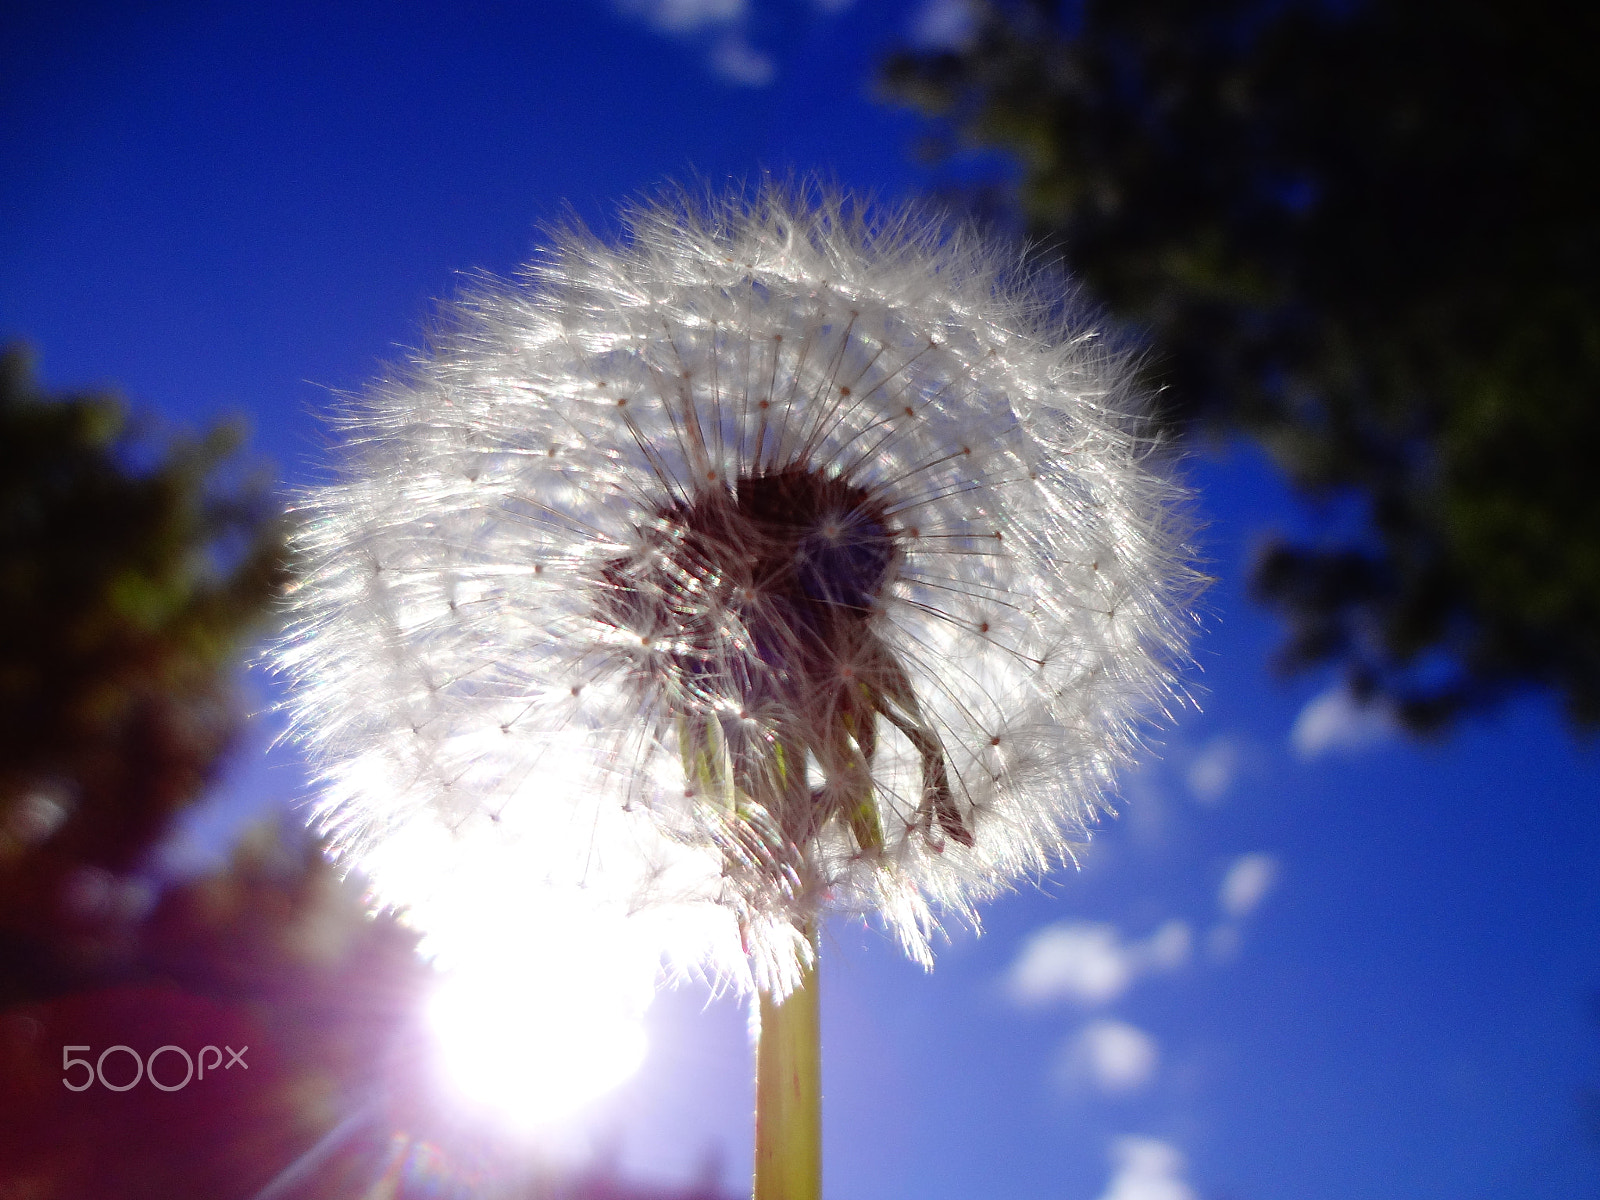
[348,809,671,1127]
[426,960,649,1129]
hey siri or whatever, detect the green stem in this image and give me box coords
[754,921,821,1200]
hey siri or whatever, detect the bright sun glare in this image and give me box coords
[427,960,649,1129]
[349,806,675,1129]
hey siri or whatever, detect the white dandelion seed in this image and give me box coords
[275,184,1198,999]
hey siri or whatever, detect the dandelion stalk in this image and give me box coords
[275,182,1198,1182]
[682,696,823,1198]
[754,921,820,1200]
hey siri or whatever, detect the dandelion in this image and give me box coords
[276,184,1196,1198]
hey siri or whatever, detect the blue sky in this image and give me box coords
[4,3,1598,1198]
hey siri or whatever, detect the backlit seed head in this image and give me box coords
[275,183,1199,997]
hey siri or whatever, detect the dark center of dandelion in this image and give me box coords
[737,470,896,619]
[595,466,974,853]
[600,468,897,676]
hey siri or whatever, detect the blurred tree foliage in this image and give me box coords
[881,0,1600,731]
[0,344,289,990]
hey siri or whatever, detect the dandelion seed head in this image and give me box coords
[276,183,1199,997]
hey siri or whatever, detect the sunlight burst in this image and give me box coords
[426,959,649,1129]
[347,801,674,1127]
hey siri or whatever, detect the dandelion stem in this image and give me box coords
[754,919,821,1200]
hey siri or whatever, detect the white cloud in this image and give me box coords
[617,0,745,33]
[1219,852,1279,919]
[1008,919,1190,1007]
[1206,922,1241,962]
[709,32,774,85]
[613,0,775,86]
[1011,922,1129,1005]
[1095,1137,1197,1200]
[1291,685,1396,758]
[1068,1020,1160,1094]
[614,0,853,86]
[910,0,978,50]
[1185,735,1239,805]
[1142,918,1192,970]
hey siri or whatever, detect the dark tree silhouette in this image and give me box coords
[881,0,1600,731]
[0,344,288,995]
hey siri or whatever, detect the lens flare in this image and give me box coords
[347,800,668,1127]
[426,959,649,1129]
